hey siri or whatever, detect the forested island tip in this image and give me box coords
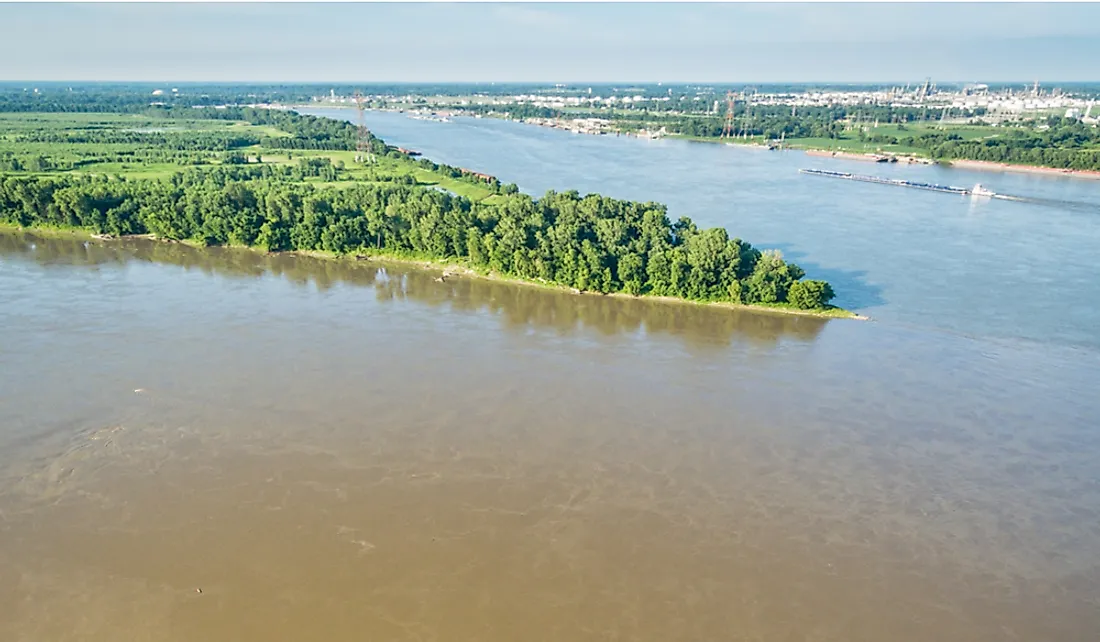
[0,94,849,316]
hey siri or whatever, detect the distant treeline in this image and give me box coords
[0,86,274,113]
[145,106,389,152]
[665,105,988,137]
[1,146,228,173]
[4,82,1099,114]
[0,168,834,310]
[17,129,261,150]
[460,102,989,140]
[473,101,1100,171]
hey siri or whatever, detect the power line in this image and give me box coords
[721,91,736,139]
[354,90,375,164]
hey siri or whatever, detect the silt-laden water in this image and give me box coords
[2,114,1100,641]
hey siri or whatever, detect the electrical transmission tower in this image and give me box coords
[739,88,757,139]
[354,91,375,164]
[721,91,736,139]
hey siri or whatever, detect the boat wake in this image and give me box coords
[996,194,1100,212]
[800,169,1100,213]
[800,169,1034,201]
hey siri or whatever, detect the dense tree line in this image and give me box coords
[458,104,565,120]
[664,105,987,138]
[664,109,1100,170]
[1,153,54,172]
[859,119,1100,170]
[453,102,992,143]
[0,169,835,309]
[921,120,1100,170]
[2,230,830,347]
[0,85,296,113]
[145,106,388,153]
[17,129,261,151]
[1,145,225,172]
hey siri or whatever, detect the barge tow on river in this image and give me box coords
[800,168,998,198]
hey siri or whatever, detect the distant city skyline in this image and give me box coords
[2,3,1098,83]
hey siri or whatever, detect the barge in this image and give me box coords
[800,168,996,197]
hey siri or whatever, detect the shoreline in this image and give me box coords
[293,104,1100,180]
[803,149,934,165]
[942,159,1100,180]
[2,224,865,321]
[350,254,864,320]
[655,131,1100,180]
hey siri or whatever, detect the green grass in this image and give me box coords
[0,112,298,178]
[69,162,189,180]
[0,112,503,200]
[663,121,1021,158]
[0,111,267,134]
[260,150,500,201]
[787,137,914,154]
[225,121,289,138]
[779,123,1002,157]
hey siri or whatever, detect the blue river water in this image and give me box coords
[306,108,1100,352]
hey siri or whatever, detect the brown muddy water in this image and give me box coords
[1,230,1099,642]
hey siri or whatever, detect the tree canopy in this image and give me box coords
[0,104,838,311]
[1,169,835,309]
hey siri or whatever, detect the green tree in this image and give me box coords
[787,279,835,309]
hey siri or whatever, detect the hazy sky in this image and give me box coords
[2,2,1098,83]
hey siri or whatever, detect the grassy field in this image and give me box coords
[670,121,1008,157]
[0,112,501,201]
[0,111,288,178]
[0,111,269,135]
[248,148,501,202]
[865,122,996,140]
[667,132,915,154]
[784,137,927,155]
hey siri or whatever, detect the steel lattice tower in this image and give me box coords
[739,89,756,139]
[721,91,736,139]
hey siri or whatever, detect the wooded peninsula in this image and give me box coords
[0,88,844,315]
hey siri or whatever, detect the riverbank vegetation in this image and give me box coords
[2,228,834,345]
[460,102,1100,172]
[682,117,1100,171]
[0,100,843,313]
[7,83,1095,172]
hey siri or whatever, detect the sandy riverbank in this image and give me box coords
[804,149,933,165]
[667,135,1100,181]
[800,149,1100,180]
[944,159,1100,180]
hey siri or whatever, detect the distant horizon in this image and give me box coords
[3,80,1097,87]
